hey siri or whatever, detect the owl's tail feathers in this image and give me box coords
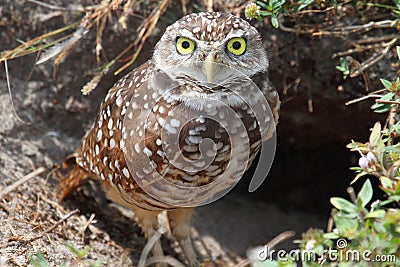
[54,153,90,202]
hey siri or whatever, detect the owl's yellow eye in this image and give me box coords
[226,37,246,56]
[176,37,195,55]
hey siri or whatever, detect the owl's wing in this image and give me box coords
[250,72,280,142]
[56,61,153,202]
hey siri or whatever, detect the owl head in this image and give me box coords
[153,12,269,83]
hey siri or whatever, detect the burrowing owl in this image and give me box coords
[56,12,280,266]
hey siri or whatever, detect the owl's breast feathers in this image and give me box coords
[71,60,278,209]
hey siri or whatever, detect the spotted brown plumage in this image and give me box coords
[56,12,280,266]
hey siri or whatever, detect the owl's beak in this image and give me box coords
[204,53,217,83]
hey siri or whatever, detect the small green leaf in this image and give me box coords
[380,176,394,189]
[350,170,367,184]
[365,209,385,219]
[379,92,395,101]
[271,15,279,28]
[78,245,92,258]
[333,215,358,238]
[372,104,393,113]
[346,142,366,149]
[378,198,396,207]
[357,179,373,208]
[30,251,50,267]
[381,79,392,90]
[324,232,340,239]
[369,122,382,147]
[375,104,394,113]
[256,1,270,9]
[271,0,286,9]
[336,66,346,71]
[297,0,314,11]
[330,197,357,213]
[371,92,396,113]
[336,57,349,79]
[259,10,272,16]
[65,242,80,256]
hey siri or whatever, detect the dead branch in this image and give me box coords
[350,38,398,77]
[375,99,400,105]
[356,34,400,45]
[265,230,295,251]
[115,0,169,75]
[280,18,398,37]
[314,20,398,37]
[0,167,45,200]
[4,60,32,125]
[332,41,395,58]
[345,94,382,106]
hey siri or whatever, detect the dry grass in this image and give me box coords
[0,0,171,96]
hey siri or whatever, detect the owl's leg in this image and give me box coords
[132,206,166,267]
[168,208,198,266]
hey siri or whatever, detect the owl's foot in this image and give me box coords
[168,208,199,267]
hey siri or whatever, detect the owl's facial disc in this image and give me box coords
[153,12,269,86]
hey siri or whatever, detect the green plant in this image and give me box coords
[30,251,49,267]
[254,179,399,266]
[29,243,102,267]
[336,58,350,79]
[251,47,400,267]
[245,0,316,27]
[245,1,398,92]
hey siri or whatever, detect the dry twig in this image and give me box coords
[115,0,169,75]
[4,60,32,125]
[0,167,46,200]
[350,38,398,78]
[375,99,400,105]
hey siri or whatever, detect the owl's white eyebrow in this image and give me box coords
[224,29,247,40]
[178,28,193,37]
